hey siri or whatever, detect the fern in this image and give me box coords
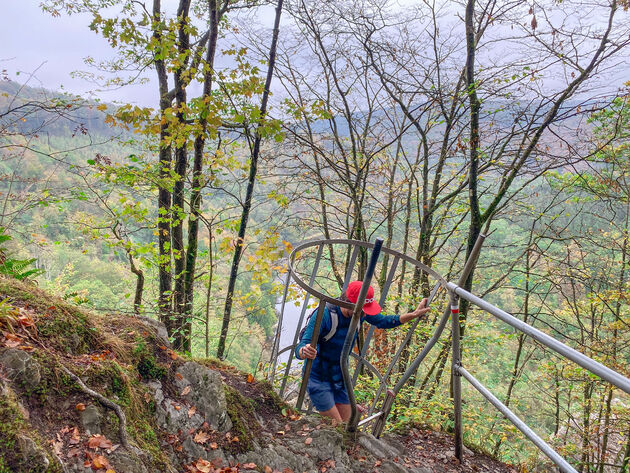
[0,229,44,281]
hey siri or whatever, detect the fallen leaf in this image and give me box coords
[247,373,254,383]
[242,463,257,469]
[17,314,36,328]
[176,373,184,380]
[209,442,218,450]
[193,431,211,444]
[181,386,191,396]
[264,466,273,473]
[52,440,63,456]
[88,434,113,450]
[194,459,213,473]
[75,403,86,411]
[305,437,312,445]
[67,448,81,458]
[188,406,196,418]
[92,454,110,469]
[276,431,285,436]
[69,427,81,445]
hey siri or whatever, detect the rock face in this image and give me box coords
[0,348,41,390]
[17,434,50,470]
[174,362,233,432]
[0,299,438,473]
[80,405,102,435]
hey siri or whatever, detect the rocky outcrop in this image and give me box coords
[1,348,41,390]
[174,362,233,432]
[0,278,511,473]
[0,316,433,473]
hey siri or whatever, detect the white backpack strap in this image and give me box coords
[323,306,338,341]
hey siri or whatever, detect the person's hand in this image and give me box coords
[411,298,430,318]
[400,298,431,323]
[300,345,317,360]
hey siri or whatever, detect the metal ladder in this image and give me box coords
[268,235,630,473]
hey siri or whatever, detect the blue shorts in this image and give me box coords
[307,374,349,412]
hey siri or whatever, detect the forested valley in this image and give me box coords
[1,1,629,472]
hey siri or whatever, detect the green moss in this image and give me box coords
[127,419,164,461]
[0,277,99,354]
[0,385,60,473]
[137,356,167,380]
[257,380,288,413]
[224,385,259,454]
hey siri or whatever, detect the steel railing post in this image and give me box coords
[342,237,384,432]
[296,301,327,410]
[450,292,463,462]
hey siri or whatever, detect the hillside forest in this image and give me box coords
[2,0,630,471]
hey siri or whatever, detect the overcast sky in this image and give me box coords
[2,1,158,105]
[3,1,629,109]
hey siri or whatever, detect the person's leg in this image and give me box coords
[335,403,351,422]
[319,405,343,422]
[332,381,351,422]
[307,375,338,421]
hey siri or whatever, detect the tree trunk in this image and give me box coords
[182,0,220,353]
[217,0,283,359]
[171,0,192,350]
[153,0,174,335]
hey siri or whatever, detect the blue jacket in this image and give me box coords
[295,304,402,384]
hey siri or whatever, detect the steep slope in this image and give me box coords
[0,277,516,473]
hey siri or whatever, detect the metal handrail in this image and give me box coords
[447,283,630,394]
[445,282,630,472]
[268,235,630,472]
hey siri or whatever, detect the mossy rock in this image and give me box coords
[0,277,99,354]
[0,383,60,472]
[224,385,260,454]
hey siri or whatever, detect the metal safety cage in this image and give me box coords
[268,235,630,473]
[268,237,450,433]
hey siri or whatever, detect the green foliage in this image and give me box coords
[0,229,44,281]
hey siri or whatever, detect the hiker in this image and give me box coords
[295,280,430,422]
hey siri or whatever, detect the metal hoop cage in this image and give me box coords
[267,237,449,432]
[266,235,630,471]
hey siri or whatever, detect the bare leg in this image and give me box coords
[336,403,351,422]
[319,405,343,423]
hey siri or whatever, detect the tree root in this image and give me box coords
[60,366,131,450]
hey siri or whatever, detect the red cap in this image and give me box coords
[346,281,382,315]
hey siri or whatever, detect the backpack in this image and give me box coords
[298,303,340,343]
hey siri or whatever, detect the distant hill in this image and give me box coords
[0,79,118,138]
